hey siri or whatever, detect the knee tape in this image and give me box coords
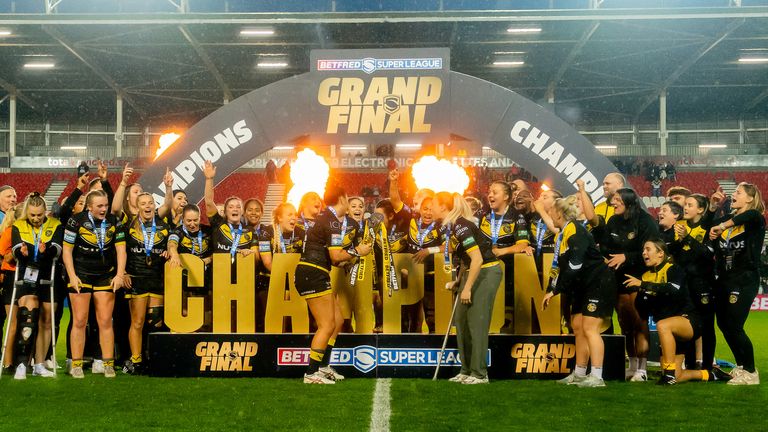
[147,306,164,328]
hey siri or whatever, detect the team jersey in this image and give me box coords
[599,210,659,277]
[479,208,528,250]
[638,261,693,322]
[247,223,265,241]
[439,216,498,268]
[257,225,305,276]
[406,218,441,252]
[549,221,606,296]
[209,213,255,254]
[528,213,556,255]
[383,203,412,254]
[63,212,125,276]
[164,212,183,231]
[669,220,714,279]
[594,201,615,224]
[168,224,212,258]
[124,214,170,278]
[299,208,358,273]
[713,209,766,275]
[298,214,316,233]
[11,217,64,281]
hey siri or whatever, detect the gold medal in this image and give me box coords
[444,264,452,273]
[146,256,152,266]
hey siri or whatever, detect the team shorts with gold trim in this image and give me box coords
[294,263,331,299]
[125,275,164,299]
[570,268,616,318]
[68,273,114,294]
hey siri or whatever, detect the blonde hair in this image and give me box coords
[21,192,46,222]
[553,195,580,222]
[131,192,156,232]
[271,202,296,252]
[436,192,473,226]
[736,182,765,214]
[299,192,322,216]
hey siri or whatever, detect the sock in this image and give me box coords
[307,349,324,374]
[72,359,83,369]
[103,359,114,368]
[696,359,703,369]
[131,355,143,364]
[321,337,336,368]
[638,358,647,371]
[628,357,637,370]
[701,370,710,381]
[591,367,603,380]
[575,365,588,377]
[662,362,676,376]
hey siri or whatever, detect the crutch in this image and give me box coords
[432,279,462,381]
[40,259,58,376]
[0,267,22,379]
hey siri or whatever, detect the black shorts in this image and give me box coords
[125,275,164,299]
[571,268,616,318]
[68,273,114,294]
[294,263,332,299]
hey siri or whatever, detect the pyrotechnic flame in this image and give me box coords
[286,148,330,208]
[155,132,180,160]
[411,156,470,194]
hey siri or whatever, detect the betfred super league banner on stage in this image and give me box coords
[310,48,450,145]
[148,333,625,380]
[141,47,618,208]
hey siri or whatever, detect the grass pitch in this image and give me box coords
[0,312,766,431]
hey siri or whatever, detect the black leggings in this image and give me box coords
[715,272,759,372]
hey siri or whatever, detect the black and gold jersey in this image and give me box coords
[209,213,255,254]
[639,261,693,321]
[406,218,441,252]
[594,201,615,224]
[529,214,556,254]
[63,212,125,276]
[299,208,358,273]
[550,221,605,295]
[257,224,305,276]
[600,211,659,277]
[168,224,212,258]
[439,216,498,268]
[479,209,528,249]
[713,209,766,275]
[12,217,64,279]
[124,214,170,278]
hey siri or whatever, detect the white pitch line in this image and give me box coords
[369,378,392,432]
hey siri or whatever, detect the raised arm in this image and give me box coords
[577,179,599,227]
[156,167,174,219]
[388,169,404,212]
[203,160,218,218]
[111,163,133,216]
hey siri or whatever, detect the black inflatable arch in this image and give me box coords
[141,71,617,205]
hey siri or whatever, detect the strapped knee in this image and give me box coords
[146,306,164,328]
[17,307,39,344]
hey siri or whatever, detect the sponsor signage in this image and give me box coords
[751,294,768,311]
[11,156,140,169]
[141,48,618,206]
[240,156,520,170]
[148,333,625,380]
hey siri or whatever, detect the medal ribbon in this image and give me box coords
[88,213,106,257]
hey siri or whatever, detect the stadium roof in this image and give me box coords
[0,0,767,127]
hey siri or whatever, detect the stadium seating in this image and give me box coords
[0,173,54,201]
